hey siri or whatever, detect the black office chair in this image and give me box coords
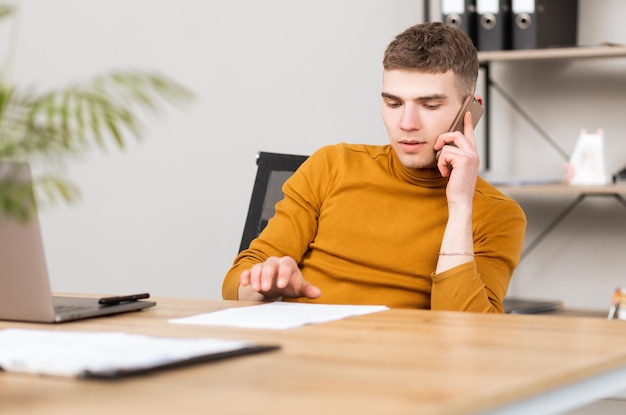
[239,151,308,253]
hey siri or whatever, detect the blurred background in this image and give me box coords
[3,0,626,309]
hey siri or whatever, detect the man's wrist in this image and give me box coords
[447,201,473,216]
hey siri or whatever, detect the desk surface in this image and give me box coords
[2,297,626,415]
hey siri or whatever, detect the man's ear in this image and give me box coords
[475,95,484,106]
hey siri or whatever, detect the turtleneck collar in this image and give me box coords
[387,146,449,188]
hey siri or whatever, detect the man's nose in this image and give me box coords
[399,105,421,131]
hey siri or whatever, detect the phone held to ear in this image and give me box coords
[436,95,484,165]
[448,95,483,133]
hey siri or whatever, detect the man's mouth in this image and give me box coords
[398,141,426,152]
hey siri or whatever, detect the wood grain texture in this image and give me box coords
[1,297,626,415]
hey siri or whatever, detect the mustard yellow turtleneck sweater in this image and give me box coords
[223,143,526,312]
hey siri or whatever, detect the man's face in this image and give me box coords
[381,69,463,170]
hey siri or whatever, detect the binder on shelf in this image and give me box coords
[476,0,512,51]
[441,0,478,46]
[512,0,578,50]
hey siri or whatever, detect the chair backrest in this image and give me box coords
[239,151,308,253]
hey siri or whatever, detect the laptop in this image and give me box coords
[0,161,156,323]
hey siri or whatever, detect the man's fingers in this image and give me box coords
[463,111,477,150]
[435,111,476,152]
[276,265,291,289]
[240,256,321,300]
[240,270,251,286]
[246,261,272,291]
[260,260,280,291]
[303,283,322,299]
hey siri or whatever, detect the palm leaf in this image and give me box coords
[0,71,194,218]
[0,4,12,20]
[0,167,79,222]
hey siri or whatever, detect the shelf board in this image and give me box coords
[478,44,626,63]
[495,183,626,195]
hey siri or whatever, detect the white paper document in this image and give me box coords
[0,329,274,378]
[169,302,389,330]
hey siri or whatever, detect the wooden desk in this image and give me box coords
[2,298,626,415]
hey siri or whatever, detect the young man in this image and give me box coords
[222,22,526,312]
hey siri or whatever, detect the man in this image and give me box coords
[222,22,526,312]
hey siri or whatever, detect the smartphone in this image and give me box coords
[448,95,483,133]
[436,95,484,163]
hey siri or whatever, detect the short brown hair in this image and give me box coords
[383,22,479,99]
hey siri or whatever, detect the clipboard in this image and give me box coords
[0,329,280,379]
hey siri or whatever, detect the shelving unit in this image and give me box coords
[478,44,626,261]
[498,185,626,261]
[496,184,626,196]
[477,44,626,170]
[478,44,626,62]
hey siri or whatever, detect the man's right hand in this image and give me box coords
[238,256,322,301]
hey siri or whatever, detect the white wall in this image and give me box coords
[4,0,626,309]
[5,0,424,299]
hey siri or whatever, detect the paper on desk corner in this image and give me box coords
[0,329,253,378]
[169,302,389,329]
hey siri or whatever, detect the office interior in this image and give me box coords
[2,1,626,414]
[3,0,626,312]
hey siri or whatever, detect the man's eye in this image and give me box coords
[424,104,440,110]
[386,101,402,108]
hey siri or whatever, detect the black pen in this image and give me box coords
[98,292,150,306]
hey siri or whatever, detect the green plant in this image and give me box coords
[0,3,194,220]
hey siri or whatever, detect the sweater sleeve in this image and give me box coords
[431,198,527,313]
[222,148,330,300]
